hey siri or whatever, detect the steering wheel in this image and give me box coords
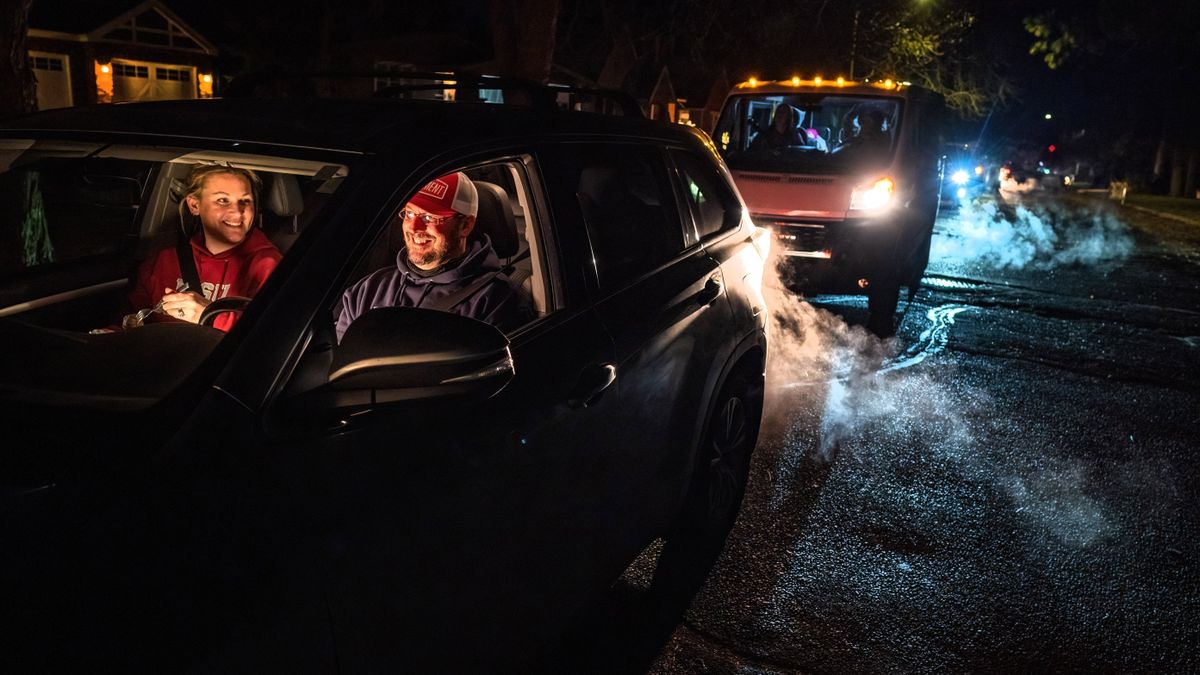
[199,296,253,327]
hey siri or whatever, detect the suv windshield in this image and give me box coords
[714,93,902,175]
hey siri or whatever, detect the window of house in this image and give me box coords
[373,61,412,93]
[156,68,190,82]
[30,56,64,72]
[113,63,149,79]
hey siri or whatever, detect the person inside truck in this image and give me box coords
[750,104,807,150]
[832,107,890,158]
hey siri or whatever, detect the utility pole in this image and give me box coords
[849,9,860,80]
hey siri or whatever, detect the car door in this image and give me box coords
[258,155,630,670]
[539,141,738,539]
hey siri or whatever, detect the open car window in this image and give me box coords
[334,157,551,334]
[0,138,352,411]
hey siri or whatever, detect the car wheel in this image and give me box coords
[653,364,762,595]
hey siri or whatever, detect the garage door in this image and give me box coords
[31,52,72,110]
[112,59,195,103]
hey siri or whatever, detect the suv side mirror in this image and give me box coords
[329,307,514,406]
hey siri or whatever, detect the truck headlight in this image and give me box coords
[849,176,895,212]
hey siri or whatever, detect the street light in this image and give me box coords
[1044,113,1053,120]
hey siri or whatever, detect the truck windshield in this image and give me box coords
[714,94,902,175]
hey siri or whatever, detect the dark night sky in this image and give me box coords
[43,0,1196,171]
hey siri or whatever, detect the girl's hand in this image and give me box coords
[160,288,211,324]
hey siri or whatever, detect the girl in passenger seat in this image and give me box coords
[119,164,282,332]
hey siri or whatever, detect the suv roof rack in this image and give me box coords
[224,69,644,118]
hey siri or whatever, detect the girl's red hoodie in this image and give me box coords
[126,228,282,332]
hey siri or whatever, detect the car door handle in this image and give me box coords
[567,363,616,409]
[696,276,723,306]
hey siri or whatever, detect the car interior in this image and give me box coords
[0,146,351,408]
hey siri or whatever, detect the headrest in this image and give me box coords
[471,181,518,258]
[265,173,303,217]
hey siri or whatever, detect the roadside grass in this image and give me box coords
[1069,191,1200,252]
[1123,194,1200,222]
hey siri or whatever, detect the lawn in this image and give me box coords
[1123,193,1200,223]
[1070,191,1200,252]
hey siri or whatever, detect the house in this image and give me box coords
[28,0,217,110]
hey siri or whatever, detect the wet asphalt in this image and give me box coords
[571,193,1200,673]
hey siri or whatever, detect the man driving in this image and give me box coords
[335,172,531,341]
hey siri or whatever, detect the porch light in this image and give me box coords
[94,61,113,103]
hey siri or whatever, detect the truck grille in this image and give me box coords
[767,222,830,258]
[739,173,836,186]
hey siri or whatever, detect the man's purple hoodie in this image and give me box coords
[336,235,531,342]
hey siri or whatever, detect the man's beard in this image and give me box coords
[408,220,465,269]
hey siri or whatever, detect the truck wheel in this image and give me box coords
[867,275,900,338]
[904,225,934,290]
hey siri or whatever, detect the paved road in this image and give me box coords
[573,193,1200,673]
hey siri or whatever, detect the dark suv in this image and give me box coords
[0,79,769,671]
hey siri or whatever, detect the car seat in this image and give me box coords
[471,181,519,260]
[472,181,536,311]
[260,173,304,254]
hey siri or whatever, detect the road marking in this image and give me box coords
[880,305,972,373]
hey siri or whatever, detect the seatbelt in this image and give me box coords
[175,234,203,294]
[426,249,530,313]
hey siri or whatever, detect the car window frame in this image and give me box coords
[666,146,744,247]
[537,140,691,299]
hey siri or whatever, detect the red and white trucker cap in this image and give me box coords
[408,172,478,218]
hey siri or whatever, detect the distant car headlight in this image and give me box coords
[951,169,969,185]
[849,176,895,212]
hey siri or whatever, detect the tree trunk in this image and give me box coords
[0,0,36,118]
[1152,134,1167,182]
[1169,146,1185,198]
[488,0,559,84]
[1186,148,1199,200]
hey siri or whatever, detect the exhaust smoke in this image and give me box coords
[757,246,1119,548]
[933,198,1134,271]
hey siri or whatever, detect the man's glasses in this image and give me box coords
[399,209,460,226]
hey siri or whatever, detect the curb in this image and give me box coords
[1075,191,1200,227]
[1120,203,1200,228]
